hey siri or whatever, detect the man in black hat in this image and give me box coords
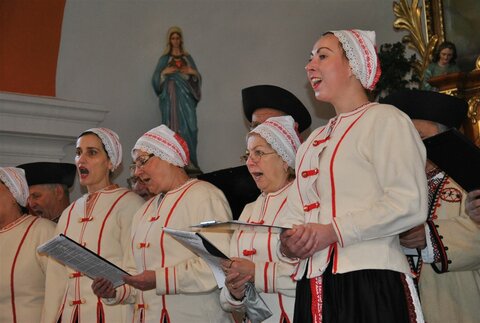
[18,162,76,223]
[242,84,312,137]
[381,89,480,323]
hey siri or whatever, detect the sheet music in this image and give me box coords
[192,220,290,234]
[37,234,129,288]
[162,228,228,288]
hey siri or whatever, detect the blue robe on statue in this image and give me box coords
[152,53,201,167]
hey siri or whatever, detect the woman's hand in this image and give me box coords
[224,270,251,301]
[280,223,338,259]
[466,189,480,224]
[399,224,427,249]
[91,277,116,298]
[222,258,255,283]
[123,270,156,291]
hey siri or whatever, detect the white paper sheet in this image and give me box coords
[191,220,290,234]
[37,234,129,288]
[162,228,228,288]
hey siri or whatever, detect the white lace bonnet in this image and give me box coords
[330,29,382,90]
[80,128,123,171]
[132,125,190,167]
[249,115,301,168]
[0,167,29,207]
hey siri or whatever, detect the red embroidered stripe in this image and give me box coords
[96,298,105,322]
[263,262,269,292]
[296,128,327,206]
[310,276,323,323]
[63,200,77,234]
[97,190,130,254]
[160,180,198,267]
[277,294,290,323]
[131,198,156,253]
[10,216,38,323]
[165,267,169,294]
[329,109,368,220]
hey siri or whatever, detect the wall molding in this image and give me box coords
[0,92,108,165]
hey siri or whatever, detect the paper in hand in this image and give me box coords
[162,228,228,288]
[192,220,290,234]
[37,234,129,288]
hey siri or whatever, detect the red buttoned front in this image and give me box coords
[69,299,85,306]
[69,272,83,278]
[78,216,93,223]
[302,168,319,178]
[137,242,150,249]
[243,249,257,256]
[303,202,320,212]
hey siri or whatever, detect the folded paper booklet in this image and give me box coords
[37,234,130,288]
[191,220,290,234]
[162,228,229,288]
[423,128,480,192]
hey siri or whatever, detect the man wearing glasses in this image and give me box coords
[127,162,156,201]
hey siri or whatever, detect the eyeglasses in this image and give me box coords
[240,150,276,163]
[133,154,155,169]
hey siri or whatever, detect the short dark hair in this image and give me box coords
[432,41,457,64]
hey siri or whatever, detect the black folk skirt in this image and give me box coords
[293,260,422,323]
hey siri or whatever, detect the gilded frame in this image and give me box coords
[424,0,480,71]
[393,0,479,79]
[393,0,480,145]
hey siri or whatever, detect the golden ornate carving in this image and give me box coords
[468,96,480,125]
[393,0,480,146]
[393,0,438,80]
[467,96,480,145]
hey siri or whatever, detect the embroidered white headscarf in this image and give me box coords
[80,128,123,171]
[0,167,29,207]
[132,125,190,167]
[330,29,381,90]
[249,115,301,168]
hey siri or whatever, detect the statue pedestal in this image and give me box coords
[429,70,480,146]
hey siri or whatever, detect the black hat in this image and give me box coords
[242,85,312,132]
[17,162,76,188]
[380,89,468,129]
[198,165,260,220]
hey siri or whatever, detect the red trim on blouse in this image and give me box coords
[10,216,39,323]
[328,108,370,272]
[96,191,129,254]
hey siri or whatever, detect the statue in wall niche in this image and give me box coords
[152,26,202,173]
